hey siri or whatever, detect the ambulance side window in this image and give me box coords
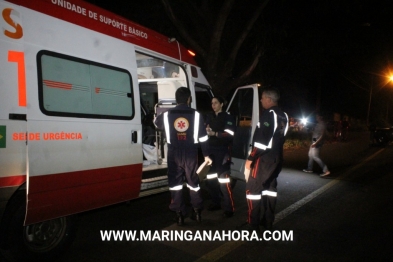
[228,88,254,127]
[194,83,213,119]
[227,88,254,159]
[37,50,134,120]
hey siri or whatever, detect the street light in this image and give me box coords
[343,71,392,126]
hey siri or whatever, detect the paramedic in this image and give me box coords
[205,96,236,218]
[245,87,288,231]
[154,87,212,225]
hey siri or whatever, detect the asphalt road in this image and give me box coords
[3,131,393,261]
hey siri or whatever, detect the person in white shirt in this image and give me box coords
[303,113,330,177]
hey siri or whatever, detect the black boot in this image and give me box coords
[223,211,234,218]
[176,211,184,226]
[260,218,273,230]
[194,208,202,222]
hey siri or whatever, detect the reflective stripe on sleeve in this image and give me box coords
[284,112,289,136]
[224,129,234,136]
[264,109,278,149]
[262,190,277,197]
[199,135,208,142]
[169,185,183,191]
[218,177,230,183]
[207,173,218,179]
[270,110,278,134]
[194,112,200,143]
[187,184,200,192]
[254,142,267,150]
[163,112,170,144]
[246,194,261,200]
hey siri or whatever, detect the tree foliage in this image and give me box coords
[160,0,270,95]
[85,0,393,120]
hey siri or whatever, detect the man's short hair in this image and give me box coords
[175,87,191,104]
[262,87,280,103]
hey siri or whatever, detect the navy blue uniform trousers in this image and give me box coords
[207,146,234,212]
[167,146,203,214]
[246,156,282,226]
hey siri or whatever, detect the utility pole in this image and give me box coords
[366,75,375,127]
[366,84,372,127]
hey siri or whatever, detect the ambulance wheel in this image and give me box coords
[7,192,77,261]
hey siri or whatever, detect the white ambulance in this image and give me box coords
[0,0,261,260]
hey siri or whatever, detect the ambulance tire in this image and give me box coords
[7,191,77,262]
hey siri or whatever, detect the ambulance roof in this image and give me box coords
[5,0,197,65]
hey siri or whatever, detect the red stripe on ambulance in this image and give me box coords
[26,163,143,225]
[43,79,72,90]
[0,175,26,188]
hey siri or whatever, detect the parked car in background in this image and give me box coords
[371,127,393,146]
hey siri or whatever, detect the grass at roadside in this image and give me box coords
[284,129,368,150]
[283,130,343,150]
[284,130,311,150]
[284,139,310,150]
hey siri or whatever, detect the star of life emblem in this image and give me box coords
[174,117,189,132]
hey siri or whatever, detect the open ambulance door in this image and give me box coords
[226,84,261,181]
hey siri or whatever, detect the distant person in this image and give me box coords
[341,120,349,141]
[303,113,330,177]
[245,87,288,231]
[154,87,212,225]
[334,120,342,141]
[205,96,236,218]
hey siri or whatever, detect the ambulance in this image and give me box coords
[0,0,261,260]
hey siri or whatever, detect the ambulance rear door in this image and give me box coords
[226,84,260,181]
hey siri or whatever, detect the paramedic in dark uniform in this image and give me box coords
[154,87,212,226]
[205,96,236,218]
[245,87,288,231]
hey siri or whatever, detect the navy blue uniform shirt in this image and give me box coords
[154,104,210,156]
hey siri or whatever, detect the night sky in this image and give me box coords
[86,0,393,125]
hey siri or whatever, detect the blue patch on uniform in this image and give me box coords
[264,122,269,127]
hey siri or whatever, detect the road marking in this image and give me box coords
[195,148,385,262]
[275,148,386,223]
